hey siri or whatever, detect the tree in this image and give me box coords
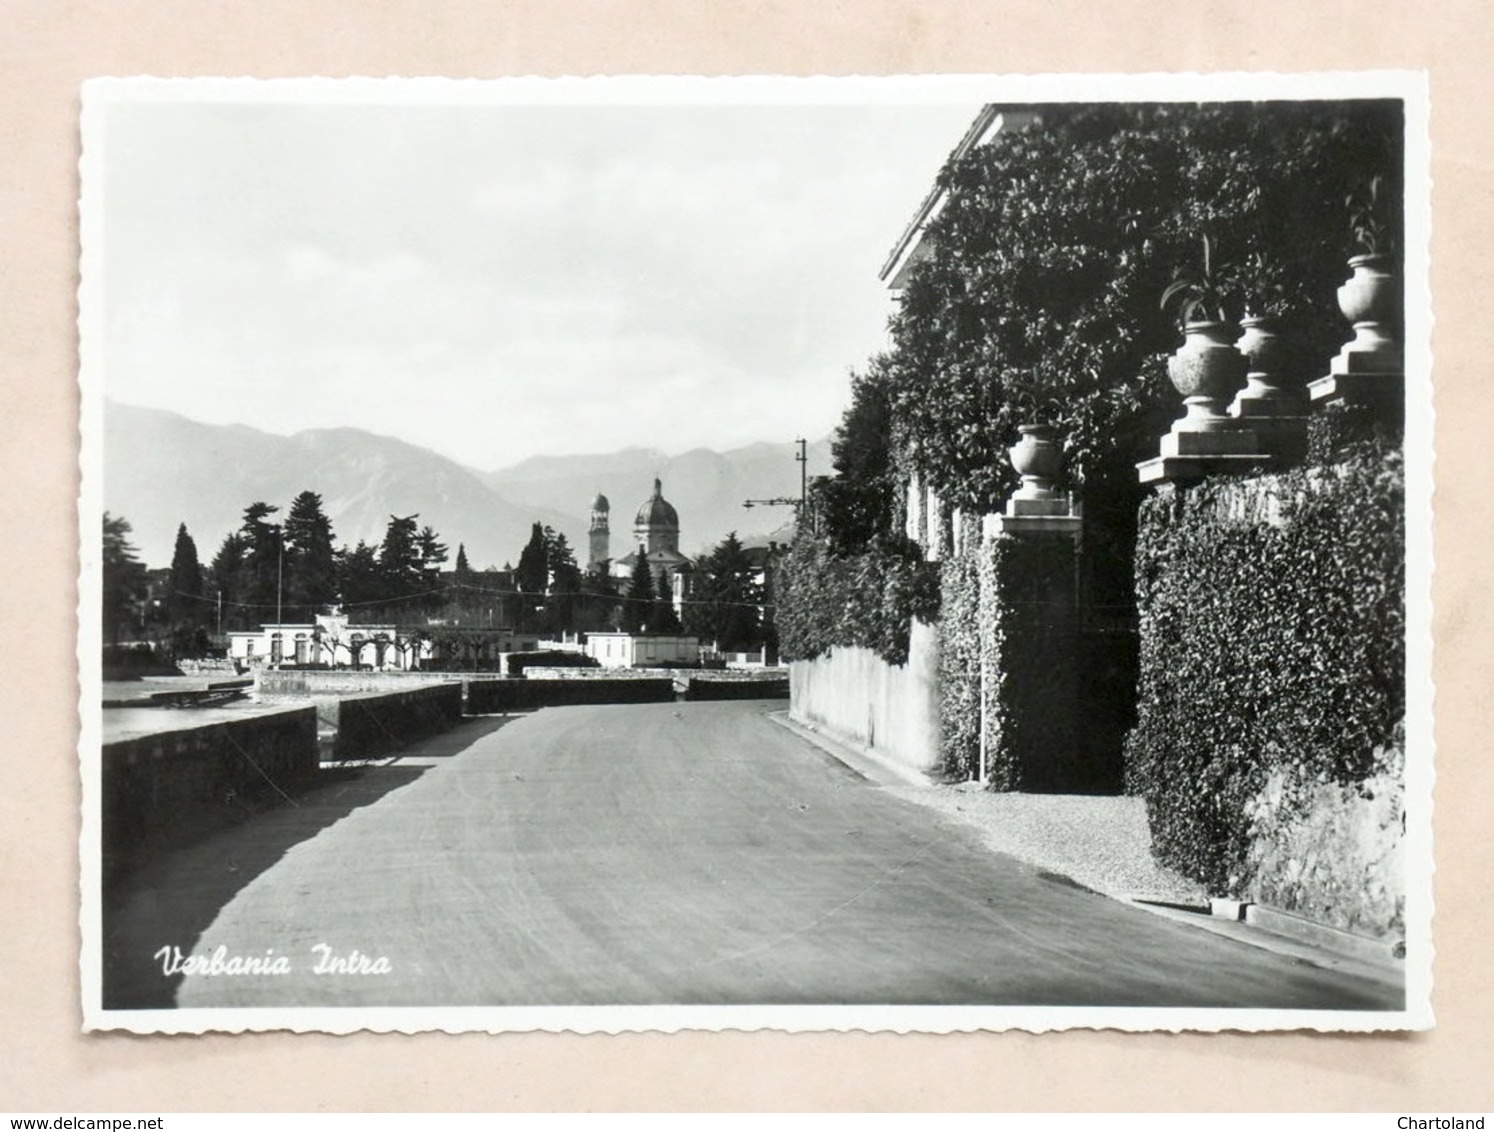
[164,523,205,627]
[624,549,656,632]
[514,523,549,597]
[163,522,212,656]
[819,361,898,553]
[378,514,424,610]
[683,532,762,652]
[283,491,337,620]
[237,502,283,617]
[102,512,147,646]
[543,532,582,632]
[417,525,448,580]
[646,585,682,634]
[577,569,621,633]
[207,530,247,631]
[337,540,384,612]
[414,524,450,615]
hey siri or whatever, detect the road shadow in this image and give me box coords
[100,715,508,1009]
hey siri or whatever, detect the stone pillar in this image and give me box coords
[904,469,923,544]
[976,435,1085,792]
[1229,316,1310,462]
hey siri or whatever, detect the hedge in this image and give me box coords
[936,519,982,780]
[983,531,1083,792]
[1123,442,1404,892]
[773,536,940,667]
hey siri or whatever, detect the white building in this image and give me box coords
[227,612,433,671]
[584,631,700,670]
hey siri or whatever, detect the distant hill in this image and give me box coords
[102,401,834,569]
[481,437,832,558]
[102,401,581,570]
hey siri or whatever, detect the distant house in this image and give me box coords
[584,631,700,670]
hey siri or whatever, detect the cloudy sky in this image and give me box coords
[97,87,980,470]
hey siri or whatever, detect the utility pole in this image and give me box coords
[796,436,807,513]
[274,534,284,667]
[743,437,809,523]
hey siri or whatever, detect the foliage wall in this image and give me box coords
[935,515,982,780]
[774,536,940,667]
[1124,442,1405,897]
[982,531,1084,792]
[886,101,1401,509]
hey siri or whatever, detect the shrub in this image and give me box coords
[504,650,600,677]
[773,536,940,666]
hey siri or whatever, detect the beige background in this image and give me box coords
[3,0,1489,1112]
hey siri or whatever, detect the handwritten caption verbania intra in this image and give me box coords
[154,943,392,976]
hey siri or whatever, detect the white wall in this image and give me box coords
[787,617,940,775]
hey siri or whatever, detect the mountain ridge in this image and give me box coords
[103,401,833,569]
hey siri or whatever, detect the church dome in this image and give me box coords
[591,492,609,512]
[634,478,679,529]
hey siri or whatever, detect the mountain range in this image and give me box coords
[102,401,832,570]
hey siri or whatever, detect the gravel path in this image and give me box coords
[883,781,1210,904]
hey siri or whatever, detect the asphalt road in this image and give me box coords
[104,700,1401,1010]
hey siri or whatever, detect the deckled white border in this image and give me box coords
[78,70,1435,1035]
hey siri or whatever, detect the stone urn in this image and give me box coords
[1008,424,1062,500]
[1167,320,1248,431]
[1334,253,1402,373]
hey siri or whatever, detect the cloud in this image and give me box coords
[100,98,977,465]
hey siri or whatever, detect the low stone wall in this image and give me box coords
[327,684,465,760]
[102,706,318,881]
[465,677,676,713]
[257,669,455,696]
[788,617,940,776]
[682,677,790,701]
[1241,742,1405,940]
[519,666,655,680]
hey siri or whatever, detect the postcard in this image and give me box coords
[78,71,1433,1034]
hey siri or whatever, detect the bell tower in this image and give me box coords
[587,493,610,573]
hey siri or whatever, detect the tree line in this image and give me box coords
[102,491,776,658]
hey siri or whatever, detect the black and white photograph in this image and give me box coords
[79,73,1432,1033]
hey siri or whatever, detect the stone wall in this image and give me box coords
[327,684,465,760]
[465,677,677,713]
[257,669,455,696]
[1125,445,1405,937]
[681,676,790,701]
[787,617,940,776]
[102,706,318,881]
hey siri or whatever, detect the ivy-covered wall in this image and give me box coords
[983,530,1083,792]
[1124,442,1405,933]
[774,537,940,667]
[936,515,982,781]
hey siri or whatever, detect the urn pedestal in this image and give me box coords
[1309,254,1404,411]
[1003,425,1078,523]
[1139,322,1272,486]
[1230,316,1309,462]
[976,427,1082,792]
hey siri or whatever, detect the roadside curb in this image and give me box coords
[1124,897,1406,988]
[766,710,935,788]
[769,708,1403,990]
